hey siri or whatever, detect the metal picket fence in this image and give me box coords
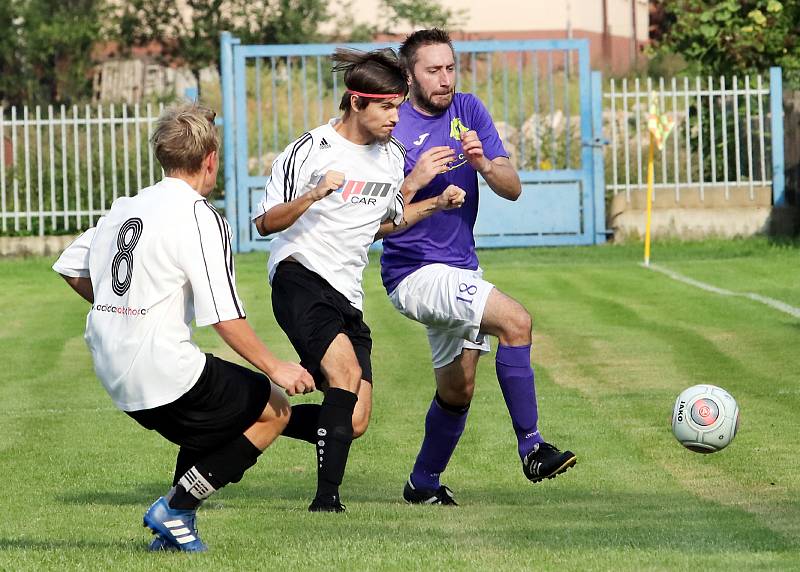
[221,34,604,251]
[0,64,787,238]
[231,41,586,177]
[603,67,785,205]
[0,103,164,236]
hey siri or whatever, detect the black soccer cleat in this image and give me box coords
[522,442,577,483]
[308,494,346,513]
[403,478,458,506]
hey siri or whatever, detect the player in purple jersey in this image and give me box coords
[380,29,577,505]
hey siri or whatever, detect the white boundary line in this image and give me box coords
[645,263,800,319]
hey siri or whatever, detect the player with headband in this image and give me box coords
[252,47,467,512]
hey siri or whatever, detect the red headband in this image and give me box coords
[347,89,404,99]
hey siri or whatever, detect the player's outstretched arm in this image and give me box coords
[213,318,315,396]
[59,275,94,303]
[254,170,344,235]
[401,146,455,200]
[375,184,466,239]
[461,130,521,200]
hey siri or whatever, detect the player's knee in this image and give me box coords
[439,380,474,408]
[326,362,362,392]
[503,307,532,343]
[352,414,370,439]
[266,389,291,430]
[450,388,473,407]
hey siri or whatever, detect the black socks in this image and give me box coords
[314,388,358,499]
[169,434,262,510]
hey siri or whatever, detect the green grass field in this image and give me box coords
[1,238,799,570]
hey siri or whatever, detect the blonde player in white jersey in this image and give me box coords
[252,47,466,512]
[53,104,314,552]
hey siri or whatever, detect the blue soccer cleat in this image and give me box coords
[142,496,208,552]
[147,534,178,552]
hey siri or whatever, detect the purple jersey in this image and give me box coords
[380,93,508,293]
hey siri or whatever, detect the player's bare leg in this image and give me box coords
[435,348,479,407]
[352,380,372,439]
[480,288,576,483]
[244,383,293,449]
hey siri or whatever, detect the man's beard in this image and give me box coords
[411,80,454,115]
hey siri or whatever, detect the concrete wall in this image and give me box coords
[608,186,799,241]
[0,235,77,258]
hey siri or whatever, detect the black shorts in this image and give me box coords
[126,354,271,453]
[271,261,373,385]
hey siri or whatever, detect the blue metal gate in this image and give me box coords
[220,32,606,252]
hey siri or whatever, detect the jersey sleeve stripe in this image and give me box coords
[193,201,221,323]
[203,202,244,319]
[390,137,406,158]
[293,138,315,201]
[283,132,312,203]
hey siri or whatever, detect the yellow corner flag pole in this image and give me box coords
[644,133,655,266]
[644,92,675,266]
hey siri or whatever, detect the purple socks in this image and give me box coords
[410,394,468,490]
[409,344,542,490]
[496,344,543,459]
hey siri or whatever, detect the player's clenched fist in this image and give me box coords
[268,361,316,396]
[436,185,466,211]
[310,170,345,200]
[460,130,489,173]
[406,146,455,193]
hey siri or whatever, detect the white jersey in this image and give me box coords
[52,177,245,411]
[252,118,405,310]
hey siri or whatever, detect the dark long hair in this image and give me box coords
[332,47,408,114]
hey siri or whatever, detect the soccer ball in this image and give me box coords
[671,385,739,453]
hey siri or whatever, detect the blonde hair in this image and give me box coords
[151,104,218,175]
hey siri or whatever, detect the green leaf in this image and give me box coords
[748,9,767,26]
[767,0,783,14]
[699,24,717,38]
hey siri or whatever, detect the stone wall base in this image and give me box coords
[0,235,78,257]
[609,186,799,242]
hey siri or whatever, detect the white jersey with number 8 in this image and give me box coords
[53,177,244,411]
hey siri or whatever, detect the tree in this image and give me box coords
[0,0,107,105]
[329,0,464,41]
[378,0,465,35]
[650,0,800,87]
[0,1,22,104]
[114,0,330,97]
[247,0,329,45]
[380,0,463,31]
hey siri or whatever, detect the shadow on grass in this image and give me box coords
[53,479,798,553]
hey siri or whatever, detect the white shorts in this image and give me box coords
[389,264,494,369]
